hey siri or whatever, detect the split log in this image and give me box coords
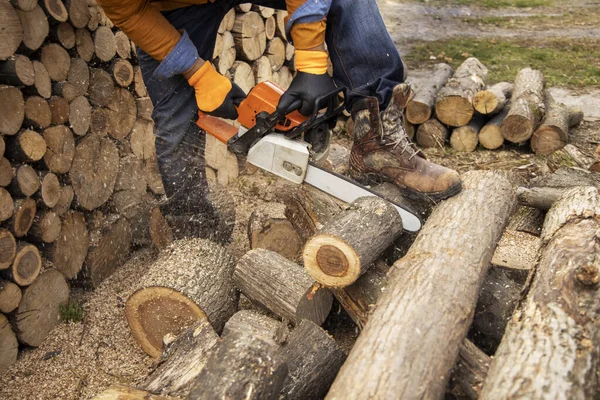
[27,61,51,98]
[42,125,75,174]
[38,172,61,207]
[106,87,136,139]
[93,385,171,400]
[41,43,70,81]
[450,114,486,152]
[231,60,254,95]
[232,12,266,62]
[133,65,147,97]
[186,330,288,400]
[0,55,34,86]
[136,97,153,121]
[435,58,488,127]
[327,171,516,400]
[516,186,562,211]
[75,28,94,62]
[0,279,21,313]
[277,320,347,400]
[479,107,509,150]
[481,186,600,399]
[0,157,11,187]
[266,37,285,71]
[110,58,133,87]
[0,230,16,270]
[0,188,14,222]
[406,63,453,124]
[2,242,41,286]
[531,93,584,155]
[0,314,18,372]
[24,96,51,129]
[234,248,333,326]
[129,119,155,160]
[65,0,89,28]
[28,210,61,243]
[501,68,546,143]
[473,82,513,116]
[48,95,69,125]
[52,184,73,216]
[145,155,165,195]
[221,309,280,347]
[43,210,88,279]
[70,133,119,210]
[303,196,403,288]
[11,0,36,11]
[449,340,491,400]
[40,0,68,23]
[69,95,91,135]
[12,269,69,346]
[94,26,116,62]
[253,56,272,84]
[16,5,49,53]
[0,2,23,61]
[9,164,38,197]
[5,129,46,162]
[67,57,90,97]
[87,68,114,106]
[0,85,24,135]
[416,118,448,149]
[139,317,219,395]
[247,208,303,261]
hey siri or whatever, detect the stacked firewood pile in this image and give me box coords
[0,0,174,373]
[383,58,591,163]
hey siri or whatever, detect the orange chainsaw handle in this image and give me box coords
[196,110,239,144]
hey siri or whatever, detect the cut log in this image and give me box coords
[247,208,303,261]
[546,143,594,173]
[5,129,46,162]
[450,114,486,152]
[3,242,41,286]
[65,0,89,28]
[277,320,347,400]
[275,10,286,39]
[253,55,272,84]
[234,248,333,326]
[516,186,562,211]
[23,96,51,129]
[0,314,18,373]
[90,107,109,136]
[114,31,131,59]
[145,155,165,195]
[186,330,288,400]
[93,26,116,62]
[87,68,114,106]
[237,3,252,12]
[69,95,91,136]
[0,230,16,270]
[41,43,70,82]
[75,28,94,62]
[52,80,77,101]
[133,238,238,334]
[416,118,448,149]
[221,309,280,347]
[17,5,49,53]
[133,65,147,97]
[406,63,453,124]
[266,37,285,71]
[473,82,513,116]
[148,207,172,250]
[139,317,219,395]
[232,12,266,62]
[12,269,69,346]
[70,133,119,210]
[212,33,223,60]
[0,2,23,61]
[27,61,51,98]
[0,187,14,222]
[0,157,11,187]
[52,184,73,216]
[106,87,136,139]
[44,210,88,279]
[28,210,61,243]
[327,171,516,399]
[9,164,38,197]
[303,196,403,288]
[93,385,171,400]
[479,107,509,150]
[129,119,155,160]
[0,278,21,313]
[48,95,70,125]
[86,6,98,31]
[12,197,37,237]
[481,187,600,399]
[230,60,254,95]
[40,0,68,23]
[449,340,491,400]
[110,58,133,87]
[501,68,546,143]
[531,92,584,155]
[0,55,34,86]
[0,85,24,135]
[111,190,151,246]
[11,0,36,11]
[42,125,75,174]
[67,57,90,97]
[220,8,235,32]
[217,48,236,76]
[435,58,487,127]
[39,172,61,207]
[265,15,276,40]
[136,96,153,121]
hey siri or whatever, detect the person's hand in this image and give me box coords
[277,71,336,116]
[186,61,246,120]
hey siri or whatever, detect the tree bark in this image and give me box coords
[43,210,88,279]
[416,118,448,149]
[0,85,24,135]
[473,82,513,116]
[0,2,23,61]
[234,248,333,326]
[546,143,594,173]
[42,125,75,174]
[516,186,562,211]
[0,230,16,270]
[481,186,600,399]
[0,314,18,373]
[303,196,403,288]
[3,242,41,286]
[221,309,281,347]
[501,68,546,143]
[327,171,516,400]
[247,208,303,261]
[0,55,34,86]
[41,43,70,82]
[28,210,61,243]
[406,63,453,124]
[449,340,491,400]
[0,278,21,313]
[435,58,487,127]
[232,11,266,62]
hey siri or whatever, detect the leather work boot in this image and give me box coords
[349,83,462,201]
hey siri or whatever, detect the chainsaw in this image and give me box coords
[197,81,422,232]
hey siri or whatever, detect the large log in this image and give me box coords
[516,186,562,211]
[481,186,600,399]
[0,314,18,373]
[327,171,516,400]
[221,309,280,347]
[501,68,546,143]
[106,87,136,139]
[186,330,288,400]
[247,208,303,261]
[0,278,21,313]
[0,230,16,270]
[16,5,48,53]
[547,143,594,173]
[12,269,69,346]
[406,63,453,124]
[3,242,41,286]
[42,125,75,174]
[0,55,34,86]
[234,249,333,326]
[473,82,513,116]
[303,197,403,288]
[38,172,61,208]
[435,58,487,127]
[277,320,347,400]
[232,11,266,62]
[0,2,23,61]
[0,85,24,135]
[43,210,88,279]
[266,37,285,71]
[114,31,131,59]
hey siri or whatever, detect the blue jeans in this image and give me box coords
[137,0,404,226]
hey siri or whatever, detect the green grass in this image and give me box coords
[404,37,600,87]
[59,301,84,323]
[416,0,552,7]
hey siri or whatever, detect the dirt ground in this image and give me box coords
[1,1,600,399]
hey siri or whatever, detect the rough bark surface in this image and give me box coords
[0,314,18,373]
[221,309,281,347]
[406,63,453,124]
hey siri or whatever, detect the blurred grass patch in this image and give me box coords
[416,0,553,7]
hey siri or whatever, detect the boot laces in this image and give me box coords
[381,113,419,160]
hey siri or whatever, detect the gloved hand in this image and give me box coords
[187,61,246,120]
[277,50,335,116]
